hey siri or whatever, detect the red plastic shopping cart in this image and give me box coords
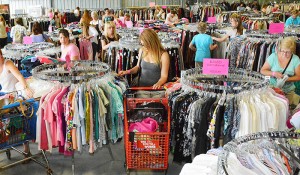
[123,87,170,175]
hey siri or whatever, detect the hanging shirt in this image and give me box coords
[285,16,300,27]
[191,33,213,62]
[267,53,300,93]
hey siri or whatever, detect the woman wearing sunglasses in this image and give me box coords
[261,37,300,107]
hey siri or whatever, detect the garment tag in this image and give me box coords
[265,76,271,80]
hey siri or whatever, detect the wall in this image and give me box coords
[122,0,183,8]
[52,0,121,11]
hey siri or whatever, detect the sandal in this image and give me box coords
[22,151,32,164]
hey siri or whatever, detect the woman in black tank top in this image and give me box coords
[118,29,170,89]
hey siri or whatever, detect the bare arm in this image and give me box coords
[153,52,170,89]
[260,61,283,79]
[189,42,196,51]
[287,65,300,82]
[101,39,111,50]
[118,49,142,76]
[212,35,230,43]
[210,44,218,50]
[71,55,79,61]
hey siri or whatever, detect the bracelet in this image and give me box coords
[272,72,275,77]
[126,70,131,74]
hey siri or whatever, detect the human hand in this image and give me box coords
[273,72,284,79]
[25,87,34,99]
[152,83,162,89]
[118,70,127,76]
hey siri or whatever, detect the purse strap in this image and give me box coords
[137,51,144,86]
[282,55,293,75]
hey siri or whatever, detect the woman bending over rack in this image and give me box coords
[212,13,244,42]
[261,37,300,107]
[0,49,33,160]
[118,29,170,89]
[59,29,80,61]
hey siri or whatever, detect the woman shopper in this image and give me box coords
[189,22,217,67]
[261,37,300,107]
[30,22,51,43]
[100,21,120,62]
[118,29,170,89]
[59,29,80,61]
[0,15,7,48]
[0,49,33,161]
[212,13,244,42]
[80,22,99,60]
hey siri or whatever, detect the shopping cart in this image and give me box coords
[0,98,53,175]
[123,87,170,175]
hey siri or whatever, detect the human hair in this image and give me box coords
[120,11,124,17]
[279,37,296,54]
[262,4,268,9]
[139,29,166,65]
[103,21,118,39]
[104,8,109,11]
[171,10,176,15]
[15,18,23,25]
[76,7,80,10]
[32,22,43,35]
[91,11,99,20]
[291,10,299,16]
[197,22,207,33]
[81,22,90,37]
[125,13,130,18]
[81,10,92,23]
[0,15,6,26]
[59,29,69,38]
[230,13,243,35]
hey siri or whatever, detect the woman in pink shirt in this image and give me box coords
[59,29,80,61]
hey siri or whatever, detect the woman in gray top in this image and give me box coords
[119,29,170,89]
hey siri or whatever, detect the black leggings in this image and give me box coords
[0,37,7,49]
[92,42,98,61]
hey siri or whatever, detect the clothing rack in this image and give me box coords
[181,67,269,94]
[218,131,300,175]
[32,61,111,83]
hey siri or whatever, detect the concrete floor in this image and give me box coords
[0,140,184,175]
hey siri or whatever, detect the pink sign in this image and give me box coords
[269,23,284,34]
[23,36,32,44]
[202,59,229,75]
[162,6,167,9]
[149,2,155,7]
[207,17,217,23]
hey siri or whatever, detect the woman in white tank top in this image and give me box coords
[0,49,32,97]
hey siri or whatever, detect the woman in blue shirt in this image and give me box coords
[261,37,300,106]
[189,22,217,67]
[285,10,300,27]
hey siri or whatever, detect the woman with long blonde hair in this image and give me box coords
[100,21,120,62]
[0,15,7,48]
[118,29,170,89]
[80,9,92,24]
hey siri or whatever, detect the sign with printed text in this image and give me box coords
[137,140,159,149]
[269,23,284,34]
[207,17,217,23]
[203,59,229,75]
[23,36,32,44]
[149,2,155,7]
